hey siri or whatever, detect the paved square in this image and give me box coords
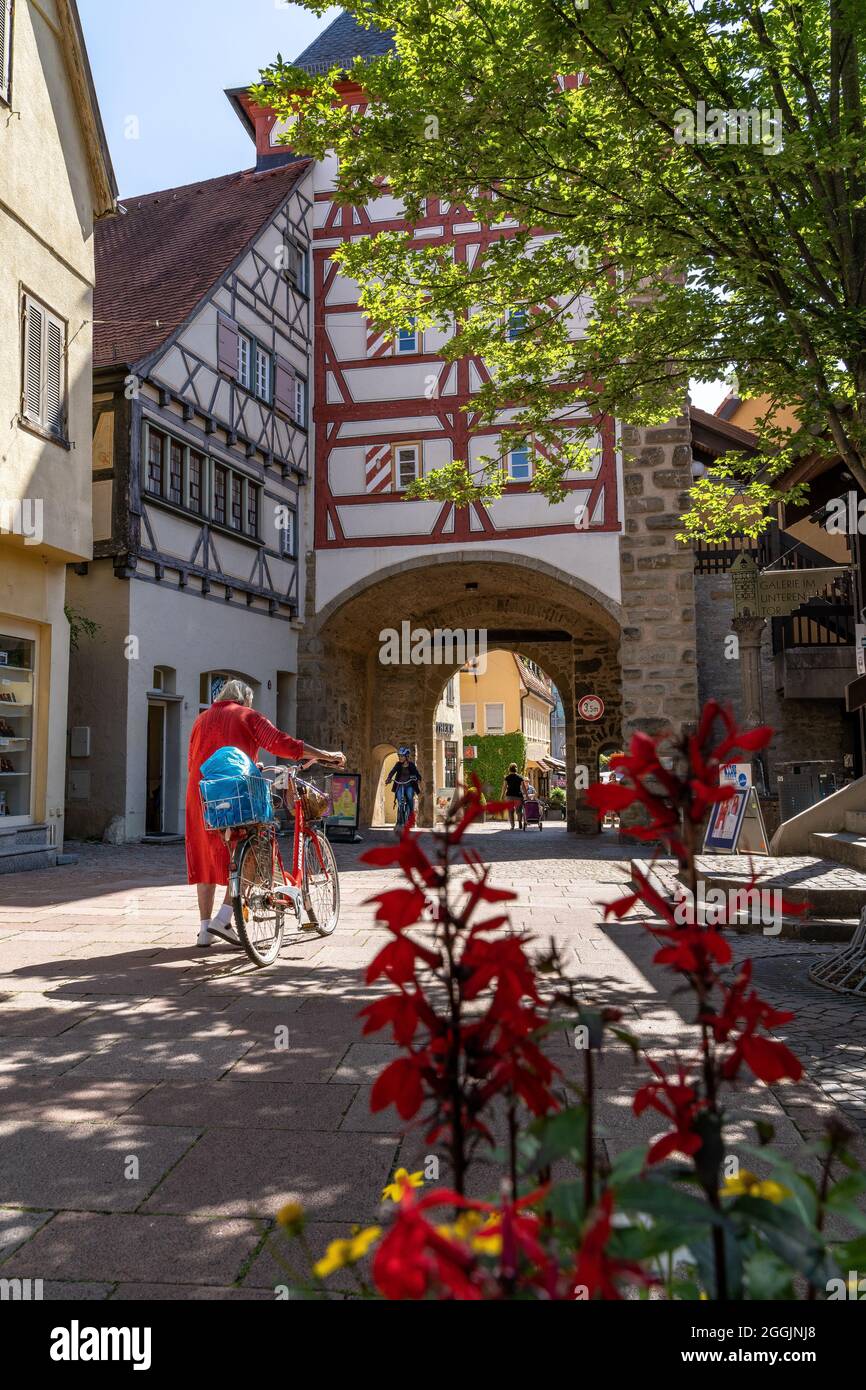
[1,827,864,1298]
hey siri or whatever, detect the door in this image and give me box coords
[146,702,166,835]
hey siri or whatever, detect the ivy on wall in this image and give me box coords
[463,732,528,815]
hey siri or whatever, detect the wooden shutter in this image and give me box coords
[0,0,12,106]
[44,313,64,436]
[22,296,43,423]
[217,313,239,376]
[274,355,296,418]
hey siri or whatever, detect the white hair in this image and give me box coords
[215,679,254,708]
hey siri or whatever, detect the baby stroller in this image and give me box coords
[521,785,544,831]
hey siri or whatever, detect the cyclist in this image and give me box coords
[186,679,345,948]
[501,762,528,830]
[386,746,422,827]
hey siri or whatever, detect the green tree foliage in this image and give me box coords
[256,0,866,539]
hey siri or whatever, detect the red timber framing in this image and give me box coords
[238,86,619,552]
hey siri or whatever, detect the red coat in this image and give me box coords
[185,701,304,885]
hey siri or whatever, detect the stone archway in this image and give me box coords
[298,552,623,831]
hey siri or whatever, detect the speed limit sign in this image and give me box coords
[577,694,605,722]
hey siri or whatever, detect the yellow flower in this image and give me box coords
[382,1167,425,1202]
[471,1232,503,1257]
[313,1225,381,1279]
[275,1201,305,1234]
[720,1171,790,1204]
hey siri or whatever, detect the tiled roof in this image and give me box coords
[293,10,394,74]
[94,160,310,371]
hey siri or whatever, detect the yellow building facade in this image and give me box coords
[459,651,557,795]
[0,0,115,866]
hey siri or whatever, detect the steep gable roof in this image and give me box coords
[292,10,395,74]
[94,159,310,371]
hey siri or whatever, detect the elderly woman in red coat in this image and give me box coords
[186,679,345,947]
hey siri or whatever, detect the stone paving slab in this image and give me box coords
[0,1078,151,1122]
[140,1129,399,1222]
[0,1120,200,1211]
[0,1208,53,1261]
[126,1080,355,1131]
[0,1211,261,1284]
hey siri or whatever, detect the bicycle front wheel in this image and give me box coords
[302,829,340,937]
[232,834,285,967]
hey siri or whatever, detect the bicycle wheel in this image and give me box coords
[302,829,340,937]
[232,834,285,967]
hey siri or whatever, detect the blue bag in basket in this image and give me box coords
[199,745,273,829]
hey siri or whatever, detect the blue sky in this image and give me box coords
[78,1,725,411]
[78,0,338,197]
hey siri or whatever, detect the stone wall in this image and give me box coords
[619,415,699,743]
[697,572,856,782]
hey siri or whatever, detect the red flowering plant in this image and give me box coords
[274,704,865,1300]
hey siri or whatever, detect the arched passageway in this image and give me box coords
[298,552,622,832]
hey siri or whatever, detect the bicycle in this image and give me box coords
[394,782,417,829]
[205,764,340,968]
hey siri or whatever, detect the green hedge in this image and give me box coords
[464,732,527,815]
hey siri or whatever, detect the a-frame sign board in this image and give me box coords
[703,787,769,854]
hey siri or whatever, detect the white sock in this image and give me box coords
[212,903,234,928]
[199,918,211,935]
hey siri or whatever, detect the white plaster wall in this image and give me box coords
[123,581,299,842]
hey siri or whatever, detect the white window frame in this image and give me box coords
[284,237,308,295]
[507,445,532,483]
[393,441,421,490]
[280,507,298,559]
[0,0,13,107]
[484,703,505,734]
[294,375,307,427]
[506,307,528,341]
[237,332,252,390]
[460,703,477,732]
[396,319,420,355]
[255,345,272,402]
[21,293,67,440]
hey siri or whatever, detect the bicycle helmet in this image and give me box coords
[398,746,412,757]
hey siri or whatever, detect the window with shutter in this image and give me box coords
[217,314,239,377]
[394,443,421,490]
[273,356,295,418]
[21,294,66,439]
[0,0,12,106]
[23,299,43,423]
[294,376,306,427]
[255,347,272,402]
[237,332,252,389]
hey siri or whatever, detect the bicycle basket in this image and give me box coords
[296,777,331,823]
[199,773,274,830]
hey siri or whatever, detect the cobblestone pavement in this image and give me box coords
[0,825,864,1299]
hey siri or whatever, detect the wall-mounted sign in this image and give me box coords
[720,762,752,790]
[730,553,851,620]
[577,694,605,722]
[463,744,478,760]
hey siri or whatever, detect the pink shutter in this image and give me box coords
[274,356,296,418]
[217,313,238,376]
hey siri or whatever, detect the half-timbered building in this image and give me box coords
[65,160,314,841]
[228,12,698,830]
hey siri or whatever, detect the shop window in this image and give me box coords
[0,632,35,823]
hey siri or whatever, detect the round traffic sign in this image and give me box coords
[577,694,605,722]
